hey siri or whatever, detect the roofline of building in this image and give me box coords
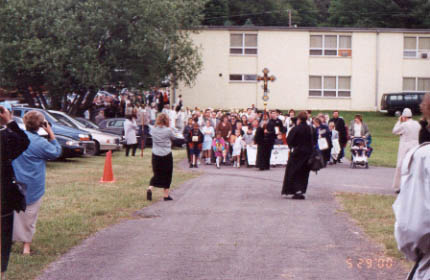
[195,25,430,34]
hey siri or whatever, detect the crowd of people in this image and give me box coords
[3,92,430,279]
[84,88,174,124]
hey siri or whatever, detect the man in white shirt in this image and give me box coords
[393,143,430,280]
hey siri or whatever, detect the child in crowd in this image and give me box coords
[188,123,204,168]
[242,128,254,167]
[274,134,284,145]
[183,118,194,164]
[232,129,244,168]
[201,120,215,165]
[329,121,340,164]
[212,131,226,169]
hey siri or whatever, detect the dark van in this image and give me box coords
[381,92,425,115]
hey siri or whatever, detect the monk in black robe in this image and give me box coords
[282,111,314,199]
[255,120,275,170]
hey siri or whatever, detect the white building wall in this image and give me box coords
[178,28,430,112]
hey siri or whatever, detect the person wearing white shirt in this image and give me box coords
[150,106,157,125]
[124,115,138,156]
[168,106,177,129]
[393,142,430,280]
[392,108,421,193]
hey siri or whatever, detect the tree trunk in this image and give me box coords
[69,88,86,116]
[77,86,97,116]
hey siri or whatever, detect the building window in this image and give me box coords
[230,33,258,55]
[310,34,352,57]
[403,77,430,92]
[404,36,430,58]
[229,74,257,82]
[309,76,351,97]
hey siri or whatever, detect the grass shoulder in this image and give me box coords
[335,192,412,271]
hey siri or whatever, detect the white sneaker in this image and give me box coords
[233,162,237,168]
[216,158,220,169]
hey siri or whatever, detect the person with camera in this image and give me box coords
[146,113,177,201]
[1,106,30,279]
[392,108,420,193]
[12,111,62,255]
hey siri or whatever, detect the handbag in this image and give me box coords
[307,127,325,172]
[318,137,329,150]
[9,177,27,212]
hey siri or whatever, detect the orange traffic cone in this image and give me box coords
[100,150,115,183]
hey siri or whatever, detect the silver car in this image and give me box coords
[48,110,122,155]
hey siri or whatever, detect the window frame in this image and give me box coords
[309,34,352,57]
[403,36,430,58]
[403,77,430,92]
[229,74,258,83]
[308,75,351,98]
[230,33,258,56]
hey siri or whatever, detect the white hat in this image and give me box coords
[402,108,412,117]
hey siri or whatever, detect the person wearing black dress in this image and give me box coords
[255,117,276,171]
[282,111,315,200]
[419,93,430,144]
[1,106,30,278]
[329,111,347,162]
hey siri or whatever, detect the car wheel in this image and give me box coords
[86,142,98,156]
[94,141,100,155]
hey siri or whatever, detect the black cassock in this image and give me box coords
[282,122,314,195]
[255,126,275,170]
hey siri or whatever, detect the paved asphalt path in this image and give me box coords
[38,161,406,280]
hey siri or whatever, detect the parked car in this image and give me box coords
[98,118,185,148]
[13,116,84,159]
[55,135,85,159]
[381,92,425,115]
[48,110,122,155]
[12,107,96,155]
[97,118,126,136]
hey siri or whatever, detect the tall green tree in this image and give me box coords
[0,0,205,113]
[202,0,229,25]
[328,0,430,28]
[202,0,319,27]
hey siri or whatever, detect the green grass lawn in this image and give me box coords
[336,193,412,270]
[7,149,193,280]
[311,111,419,167]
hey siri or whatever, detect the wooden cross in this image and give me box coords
[257,68,276,110]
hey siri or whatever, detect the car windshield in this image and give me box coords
[50,112,80,129]
[77,118,99,129]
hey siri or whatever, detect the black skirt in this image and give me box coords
[281,151,311,195]
[150,153,173,189]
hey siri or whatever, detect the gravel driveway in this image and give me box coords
[38,161,407,280]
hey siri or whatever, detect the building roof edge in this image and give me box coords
[193,25,430,34]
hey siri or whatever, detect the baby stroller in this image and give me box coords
[350,137,369,169]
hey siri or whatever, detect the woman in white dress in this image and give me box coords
[232,129,244,168]
[201,120,215,164]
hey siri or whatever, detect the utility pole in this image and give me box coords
[288,10,292,27]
